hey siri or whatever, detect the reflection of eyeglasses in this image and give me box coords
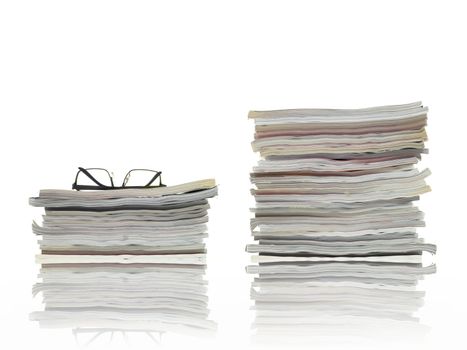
[72,328,165,346]
[72,167,166,191]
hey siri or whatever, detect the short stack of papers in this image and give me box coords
[29,179,217,336]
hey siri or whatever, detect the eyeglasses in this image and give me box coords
[72,167,166,191]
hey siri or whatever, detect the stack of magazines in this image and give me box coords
[246,102,436,342]
[247,102,435,262]
[29,176,217,337]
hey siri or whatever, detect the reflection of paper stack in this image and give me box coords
[29,179,217,338]
[249,261,435,346]
[31,264,216,337]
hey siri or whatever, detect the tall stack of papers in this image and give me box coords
[247,102,435,262]
[247,102,436,342]
[30,179,217,337]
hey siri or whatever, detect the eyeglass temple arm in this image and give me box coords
[73,167,114,189]
[145,171,162,187]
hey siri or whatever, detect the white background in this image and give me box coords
[1,0,466,349]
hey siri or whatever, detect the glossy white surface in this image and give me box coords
[1,1,465,349]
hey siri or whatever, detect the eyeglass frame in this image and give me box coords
[72,167,166,191]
